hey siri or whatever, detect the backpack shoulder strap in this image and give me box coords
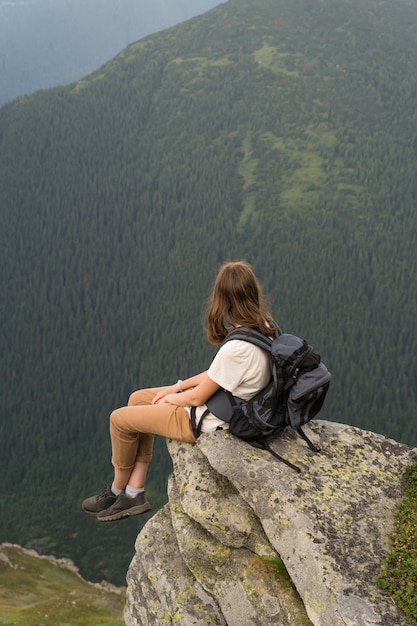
[222,326,274,352]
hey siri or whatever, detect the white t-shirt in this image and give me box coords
[186,339,271,433]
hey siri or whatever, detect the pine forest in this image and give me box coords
[1,0,417,584]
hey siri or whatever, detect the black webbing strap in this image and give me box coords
[190,407,209,439]
[259,440,302,473]
[297,426,321,453]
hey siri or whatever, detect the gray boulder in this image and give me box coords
[125,421,416,625]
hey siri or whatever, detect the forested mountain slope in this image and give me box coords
[1,0,417,585]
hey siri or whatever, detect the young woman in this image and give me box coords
[82,261,276,521]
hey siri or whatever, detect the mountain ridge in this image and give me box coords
[0,0,223,104]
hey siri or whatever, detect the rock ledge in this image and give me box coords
[125,421,416,625]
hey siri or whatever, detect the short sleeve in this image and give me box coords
[208,340,252,393]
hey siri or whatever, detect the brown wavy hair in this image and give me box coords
[205,261,277,344]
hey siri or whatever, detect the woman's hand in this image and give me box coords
[151,372,219,407]
[152,385,178,405]
[155,393,177,405]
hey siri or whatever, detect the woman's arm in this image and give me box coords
[152,371,219,407]
[151,371,208,405]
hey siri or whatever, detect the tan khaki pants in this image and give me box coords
[110,387,196,471]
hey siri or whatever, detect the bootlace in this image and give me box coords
[97,485,112,500]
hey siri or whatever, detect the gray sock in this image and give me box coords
[125,485,145,498]
[111,483,123,496]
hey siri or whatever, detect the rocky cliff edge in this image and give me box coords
[124,421,416,625]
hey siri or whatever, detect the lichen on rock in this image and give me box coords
[125,421,416,625]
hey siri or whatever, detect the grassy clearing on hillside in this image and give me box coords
[0,545,125,626]
[253,43,301,77]
[377,457,417,624]
[237,132,259,229]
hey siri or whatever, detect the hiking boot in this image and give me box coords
[97,491,151,522]
[82,485,117,515]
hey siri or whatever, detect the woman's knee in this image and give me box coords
[127,388,155,406]
[109,408,122,430]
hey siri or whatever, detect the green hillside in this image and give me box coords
[0,543,125,625]
[1,0,417,584]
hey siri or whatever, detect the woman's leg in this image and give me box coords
[111,388,157,490]
[82,387,195,520]
[115,461,149,490]
[110,392,195,473]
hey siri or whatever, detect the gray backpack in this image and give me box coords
[191,327,331,472]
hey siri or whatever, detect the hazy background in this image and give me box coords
[0,0,223,105]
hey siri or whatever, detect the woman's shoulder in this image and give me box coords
[217,338,267,360]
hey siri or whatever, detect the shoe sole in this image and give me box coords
[82,507,99,516]
[97,502,151,522]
